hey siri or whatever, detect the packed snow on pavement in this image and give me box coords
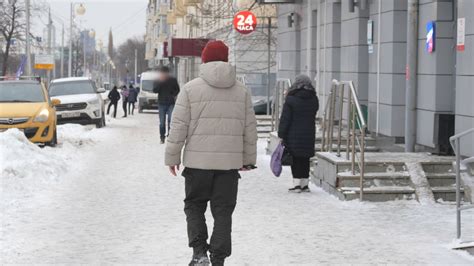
[1,113,473,264]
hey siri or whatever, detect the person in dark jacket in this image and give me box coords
[127,84,138,115]
[153,66,180,144]
[121,85,129,118]
[278,74,319,193]
[107,86,121,118]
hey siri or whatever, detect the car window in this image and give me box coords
[49,81,96,96]
[141,80,154,92]
[0,82,45,102]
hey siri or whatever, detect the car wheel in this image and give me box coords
[46,128,58,147]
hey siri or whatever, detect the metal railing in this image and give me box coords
[271,78,291,132]
[321,80,367,200]
[449,128,474,240]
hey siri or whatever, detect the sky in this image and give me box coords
[35,0,149,46]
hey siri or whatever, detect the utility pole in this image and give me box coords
[405,0,418,152]
[25,0,32,76]
[83,31,86,76]
[69,3,73,77]
[134,49,138,85]
[60,24,64,78]
[266,17,272,115]
[47,8,52,82]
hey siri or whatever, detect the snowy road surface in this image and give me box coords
[1,112,474,264]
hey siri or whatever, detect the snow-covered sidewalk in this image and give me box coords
[1,113,473,264]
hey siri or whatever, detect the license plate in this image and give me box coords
[62,112,81,118]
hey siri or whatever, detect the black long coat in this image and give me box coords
[278,89,319,158]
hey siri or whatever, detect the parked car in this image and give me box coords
[138,71,160,113]
[49,77,106,128]
[253,96,273,115]
[0,77,61,146]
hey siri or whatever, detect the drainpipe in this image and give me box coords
[306,0,313,78]
[405,0,418,152]
[376,0,381,136]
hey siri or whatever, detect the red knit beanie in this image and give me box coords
[201,40,229,63]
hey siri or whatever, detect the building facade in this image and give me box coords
[145,0,277,93]
[274,0,473,157]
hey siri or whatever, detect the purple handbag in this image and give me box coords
[270,143,284,177]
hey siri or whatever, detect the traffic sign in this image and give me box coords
[233,11,257,35]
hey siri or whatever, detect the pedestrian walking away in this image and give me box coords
[128,84,138,115]
[107,86,121,118]
[165,40,258,266]
[153,66,180,144]
[278,74,319,193]
[121,85,129,118]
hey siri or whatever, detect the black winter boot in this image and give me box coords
[189,253,210,266]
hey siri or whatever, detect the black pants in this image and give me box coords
[122,99,127,117]
[182,167,239,263]
[291,157,310,179]
[128,102,135,115]
[107,101,118,118]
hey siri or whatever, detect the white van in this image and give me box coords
[138,71,160,113]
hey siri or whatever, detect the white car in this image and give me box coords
[138,71,160,113]
[49,77,106,128]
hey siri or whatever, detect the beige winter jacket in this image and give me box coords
[165,61,258,170]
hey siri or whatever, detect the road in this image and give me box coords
[1,112,473,264]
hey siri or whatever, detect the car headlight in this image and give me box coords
[34,108,50,122]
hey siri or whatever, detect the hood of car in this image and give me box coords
[52,93,98,104]
[0,102,48,118]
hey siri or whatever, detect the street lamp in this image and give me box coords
[68,2,86,77]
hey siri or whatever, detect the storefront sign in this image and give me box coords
[34,54,54,70]
[233,11,257,35]
[426,21,435,53]
[457,18,465,52]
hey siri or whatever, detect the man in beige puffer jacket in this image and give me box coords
[165,40,257,265]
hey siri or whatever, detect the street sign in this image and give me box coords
[34,54,54,70]
[457,18,465,52]
[233,11,257,35]
[426,21,435,53]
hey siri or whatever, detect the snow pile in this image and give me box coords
[57,123,97,147]
[1,125,101,204]
[0,129,68,201]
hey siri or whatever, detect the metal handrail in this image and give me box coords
[271,78,291,132]
[449,127,474,240]
[321,79,367,200]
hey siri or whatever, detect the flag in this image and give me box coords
[16,55,27,79]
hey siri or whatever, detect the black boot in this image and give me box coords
[189,253,210,266]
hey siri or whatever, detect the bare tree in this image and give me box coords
[116,36,147,84]
[0,0,26,76]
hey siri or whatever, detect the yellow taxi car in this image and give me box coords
[0,77,61,146]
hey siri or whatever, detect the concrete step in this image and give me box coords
[315,144,380,152]
[337,171,411,187]
[336,162,407,173]
[340,186,416,201]
[426,173,457,187]
[432,186,464,201]
[422,161,454,173]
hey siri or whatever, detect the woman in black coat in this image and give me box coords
[278,74,319,193]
